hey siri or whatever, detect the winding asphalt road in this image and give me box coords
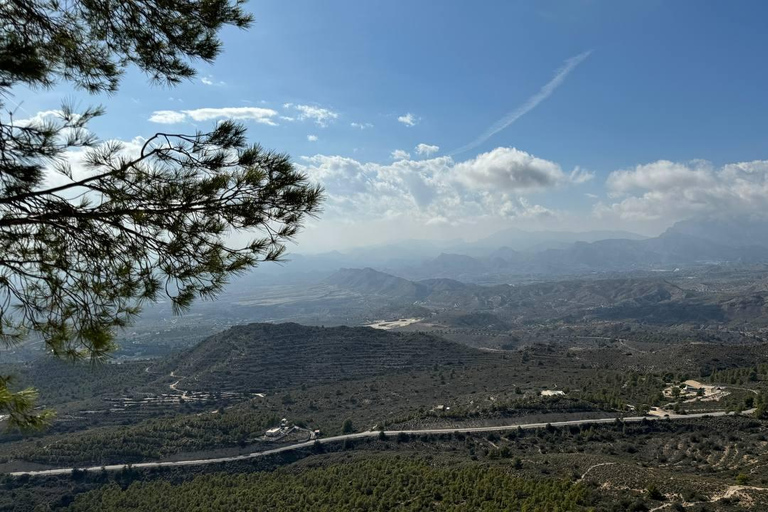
[8,409,746,477]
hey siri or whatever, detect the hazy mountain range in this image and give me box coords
[239,215,768,287]
[425,216,768,280]
[324,265,768,327]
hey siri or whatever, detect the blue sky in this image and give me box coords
[12,0,768,251]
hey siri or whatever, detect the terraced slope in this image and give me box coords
[169,323,483,393]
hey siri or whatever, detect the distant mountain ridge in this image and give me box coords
[326,267,687,313]
[473,228,647,252]
[397,216,768,281]
[232,216,768,289]
[664,216,768,249]
[324,267,430,300]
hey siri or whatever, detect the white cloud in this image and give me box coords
[148,107,279,125]
[283,103,339,127]
[425,215,452,226]
[148,110,188,124]
[351,122,374,130]
[201,75,226,87]
[500,196,556,219]
[570,166,595,184]
[45,137,147,190]
[606,160,712,197]
[391,149,411,161]
[307,134,318,142]
[297,146,584,227]
[596,159,768,221]
[183,107,278,124]
[12,109,63,127]
[415,143,439,156]
[397,113,418,127]
[452,147,572,192]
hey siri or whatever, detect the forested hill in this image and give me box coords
[167,323,484,393]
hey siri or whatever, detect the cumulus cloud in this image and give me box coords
[596,159,768,221]
[391,149,411,161]
[307,134,318,142]
[148,107,279,125]
[452,147,573,192]
[284,103,339,127]
[415,143,439,156]
[499,196,556,219]
[351,122,374,130]
[397,112,418,127]
[12,109,64,127]
[297,146,583,226]
[299,154,385,199]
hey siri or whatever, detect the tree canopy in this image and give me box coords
[65,457,592,511]
[0,0,323,428]
[1,0,253,93]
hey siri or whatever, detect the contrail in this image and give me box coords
[451,50,592,156]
